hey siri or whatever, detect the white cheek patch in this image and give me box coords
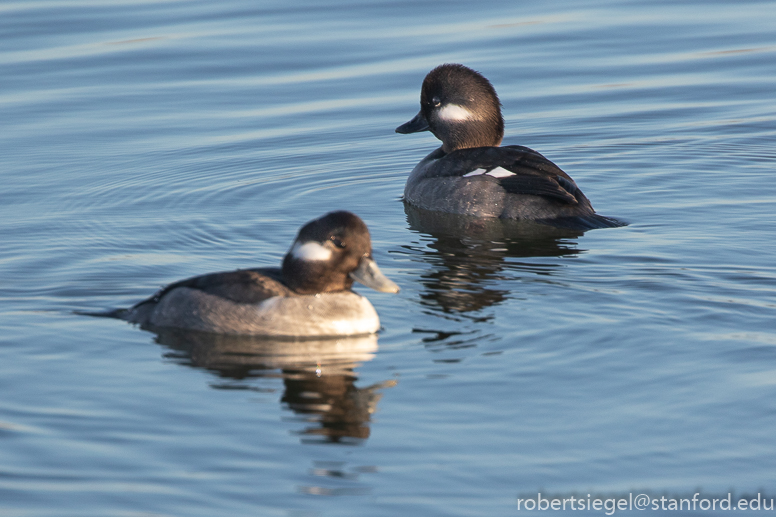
[463,167,515,178]
[437,104,476,122]
[291,241,332,261]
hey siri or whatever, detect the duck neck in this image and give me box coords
[281,255,352,294]
[438,118,504,152]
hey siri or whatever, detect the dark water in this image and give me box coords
[2,0,775,515]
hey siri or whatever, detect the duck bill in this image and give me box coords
[349,257,400,293]
[395,110,430,134]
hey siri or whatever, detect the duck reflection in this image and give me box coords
[149,328,395,445]
[404,205,585,315]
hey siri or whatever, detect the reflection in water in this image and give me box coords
[149,328,395,444]
[404,205,585,315]
[297,460,378,496]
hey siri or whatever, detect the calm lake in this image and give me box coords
[2,0,775,515]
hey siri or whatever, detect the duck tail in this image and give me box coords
[542,214,628,231]
[74,308,129,320]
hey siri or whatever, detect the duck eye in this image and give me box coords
[330,236,346,249]
[432,96,441,107]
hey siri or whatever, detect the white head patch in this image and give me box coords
[291,241,332,262]
[437,104,476,122]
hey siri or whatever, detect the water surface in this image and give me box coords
[2,0,776,515]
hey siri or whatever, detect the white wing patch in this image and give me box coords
[437,104,475,122]
[463,167,515,178]
[485,167,515,178]
[291,241,332,261]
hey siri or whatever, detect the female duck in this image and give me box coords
[396,64,620,229]
[118,211,399,337]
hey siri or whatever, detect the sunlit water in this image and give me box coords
[2,0,775,515]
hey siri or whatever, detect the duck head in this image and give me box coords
[396,64,504,153]
[282,211,399,295]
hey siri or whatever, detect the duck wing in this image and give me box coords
[133,268,292,308]
[434,146,581,205]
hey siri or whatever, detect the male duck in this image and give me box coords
[118,211,399,337]
[396,64,620,229]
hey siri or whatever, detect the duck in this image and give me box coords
[396,63,621,229]
[115,211,399,337]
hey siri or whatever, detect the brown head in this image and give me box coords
[281,211,399,295]
[396,64,504,153]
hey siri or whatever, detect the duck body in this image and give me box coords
[397,64,621,229]
[123,268,382,337]
[405,145,598,221]
[119,212,398,337]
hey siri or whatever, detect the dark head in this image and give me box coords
[396,64,504,153]
[282,211,399,295]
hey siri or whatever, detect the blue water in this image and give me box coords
[2,0,776,515]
